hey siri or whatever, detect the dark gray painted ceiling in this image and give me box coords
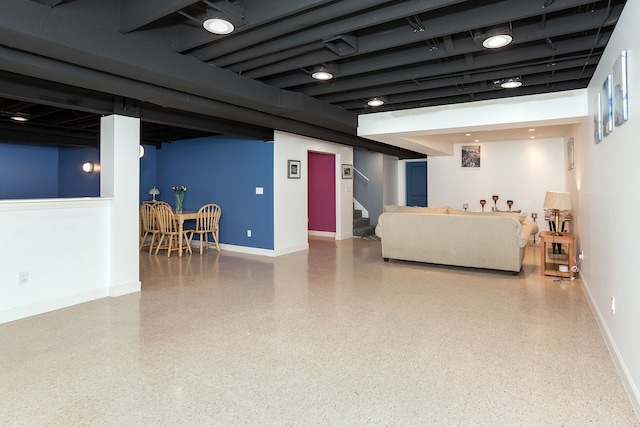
[0,0,627,157]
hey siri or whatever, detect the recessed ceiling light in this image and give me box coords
[494,77,522,89]
[7,112,30,122]
[312,65,333,80]
[530,136,536,139]
[482,34,512,49]
[528,128,536,132]
[203,18,234,35]
[501,80,522,89]
[465,133,471,137]
[474,139,480,143]
[367,97,385,107]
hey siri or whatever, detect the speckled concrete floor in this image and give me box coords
[1,238,638,426]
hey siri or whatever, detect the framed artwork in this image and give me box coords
[594,91,603,143]
[613,51,628,127]
[567,138,574,171]
[601,74,613,137]
[342,164,353,179]
[461,145,480,167]
[287,159,301,179]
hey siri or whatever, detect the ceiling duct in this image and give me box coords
[322,34,358,56]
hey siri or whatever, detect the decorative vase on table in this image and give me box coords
[172,185,187,213]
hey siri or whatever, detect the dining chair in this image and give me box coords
[139,203,159,253]
[188,203,222,254]
[154,203,192,257]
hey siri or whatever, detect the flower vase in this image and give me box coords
[174,191,184,213]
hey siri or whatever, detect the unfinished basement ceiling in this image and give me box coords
[0,0,627,156]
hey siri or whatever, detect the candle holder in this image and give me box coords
[492,195,499,211]
[463,203,469,211]
[506,200,513,211]
[480,199,486,212]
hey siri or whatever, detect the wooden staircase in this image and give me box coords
[353,209,376,237]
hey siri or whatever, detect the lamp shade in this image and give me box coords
[543,191,571,211]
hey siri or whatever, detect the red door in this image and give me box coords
[308,152,336,232]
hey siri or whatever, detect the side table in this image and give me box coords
[539,231,576,279]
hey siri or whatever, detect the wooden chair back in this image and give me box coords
[140,203,157,233]
[196,203,222,232]
[154,203,178,234]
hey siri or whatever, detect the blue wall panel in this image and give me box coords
[139,144,158,203]
[59,147,100,197]
[156,136,274,250]
[0,142,59,199]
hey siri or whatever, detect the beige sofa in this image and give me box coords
[375,205,539,273]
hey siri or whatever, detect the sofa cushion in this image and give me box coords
[448,207,527,223]
[383,205,449,214]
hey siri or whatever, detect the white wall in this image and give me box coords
[0,199,111,323]
[576,0,640,415]
[273,131,353,256]
[383,154,399,206]
[428,138,566,231]
[0,115,141,324]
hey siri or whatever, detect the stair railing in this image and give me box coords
[353,167,369,181]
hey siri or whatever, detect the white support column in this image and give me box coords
[100,115,141,297]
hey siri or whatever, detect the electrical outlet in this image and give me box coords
[18,271,29,285]
[611,295,616,314]
[247,229,252,237]
[578,251,584,261]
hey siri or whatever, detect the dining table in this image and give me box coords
[174,210,198,257]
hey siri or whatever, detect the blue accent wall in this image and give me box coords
[3,136,275,251]
[0,142,59,199]
[139,144,157,204]
[59,147,100,197]
[155,136,274,250]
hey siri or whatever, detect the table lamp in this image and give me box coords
[543,191,571,236]
[148,186,160,201]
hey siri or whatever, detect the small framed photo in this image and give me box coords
[342,164,353,179]
[594,92,603,143]
[602,74,613,137]
[613,51,628,127]
[461,145,481,168]
[288,160,301,179]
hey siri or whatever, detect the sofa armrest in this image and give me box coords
[518,220,539,247]
[375,214,383,238]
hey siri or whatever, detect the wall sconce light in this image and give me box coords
[82,162,94,173]
[139,145,145,158]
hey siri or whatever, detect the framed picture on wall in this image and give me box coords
[342,164,353,179]
[594,92,603,143]
[613,51,628,127]
[288,159,301,179]
[601,74,613,137]
[461,145,480,167]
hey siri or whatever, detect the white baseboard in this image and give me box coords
[110,280,141,297]
[581,277,640,418]
[0,287,109,325]
[308,230,336,238]
[219,243,276,257]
